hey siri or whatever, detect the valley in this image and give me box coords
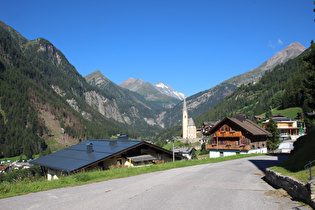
[0,20,314,159]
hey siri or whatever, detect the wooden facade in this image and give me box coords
[205,117,270,152]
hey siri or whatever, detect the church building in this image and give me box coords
[182,98,197,139]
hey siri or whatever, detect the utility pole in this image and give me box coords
[173,137,175,162]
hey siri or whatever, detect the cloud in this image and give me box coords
[277,39,283,45]
[268,39,283,48]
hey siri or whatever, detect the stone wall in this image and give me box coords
[265,169,315,208]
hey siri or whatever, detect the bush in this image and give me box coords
[0,166,44,183]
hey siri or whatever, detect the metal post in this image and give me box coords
[310,161,312,179]
[305,160,315,180]
[173,139,175,162]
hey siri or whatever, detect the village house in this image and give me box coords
[172,147,196,160]
[12,162,30,170]
[200,121,216,144]
[262,114,303,140]
[30,137,186,180]
[205,115,271,158]
[0,165,12,173]
[202,122,216,136]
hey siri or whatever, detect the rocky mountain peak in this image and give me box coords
[262,42,306,71]
[155,81,185,100]
[156,80,163,85]
[119,77,136,88]
[119,78,185,100]
[135,78,144,85]
[119,78,145,91]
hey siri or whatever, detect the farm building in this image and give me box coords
[30,138,185,180]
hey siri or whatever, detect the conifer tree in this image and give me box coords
[265,118,280,151]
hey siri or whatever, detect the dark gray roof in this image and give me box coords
[271,117,292,121]
[30,139,186,172]
[30,139,143,172]
[127,154,157,163]
[172,147,195,154]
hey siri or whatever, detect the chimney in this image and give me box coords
[86,142,93,153]
[236,114,246,122]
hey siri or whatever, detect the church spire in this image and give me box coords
[183,97,187,113]
[182,97,188,139]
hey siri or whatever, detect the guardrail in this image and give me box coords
[304,160,315,180]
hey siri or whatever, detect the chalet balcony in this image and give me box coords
[216,131,242,138]
[206,144,251,151]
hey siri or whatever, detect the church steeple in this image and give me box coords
[182,97,188,139]
[183,97,187,113]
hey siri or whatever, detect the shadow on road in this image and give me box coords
[248,155,289,173]
[249,155,312,209]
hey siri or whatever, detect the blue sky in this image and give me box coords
[0,0,314,97]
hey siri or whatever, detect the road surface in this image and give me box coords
[0,155,309,209]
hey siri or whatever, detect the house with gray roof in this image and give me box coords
[172,147,196,160]
[30,138,186,180]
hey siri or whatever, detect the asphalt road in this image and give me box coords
[0,155,309,210]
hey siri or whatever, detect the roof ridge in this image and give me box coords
[245,119,271,134]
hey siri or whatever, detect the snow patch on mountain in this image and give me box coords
[155,81,185,100]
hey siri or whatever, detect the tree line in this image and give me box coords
[194,42,315,128]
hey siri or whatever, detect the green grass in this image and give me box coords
[0,155,39,162]
[197,154,209,159]
[0,153,264,199]
[262,107,302,119]
[163,140,201,150]
[269,129,315,183]
[45,139,64,152]
[269,165,315,184]
[273,107,302,119]
[278,129,315,171]
[163,140,187,150]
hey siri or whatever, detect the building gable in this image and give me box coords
[209,118,270,140]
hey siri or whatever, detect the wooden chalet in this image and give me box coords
[205,116,271,158]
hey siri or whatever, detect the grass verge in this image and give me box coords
[269,165,315,184]
[268,129,315,183]
[0,153,264,199]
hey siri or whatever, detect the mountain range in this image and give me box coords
[0,20,308,157]
[119,78,185,100]
[159,42,306,127]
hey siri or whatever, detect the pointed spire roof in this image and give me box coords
[183,97,187,113]
[188,118,195,126]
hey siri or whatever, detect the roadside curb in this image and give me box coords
[265,169,315,209]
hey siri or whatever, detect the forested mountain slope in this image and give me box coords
[159,42,306,128]
[195,44,313,126]
[85,71,179,112]
[0,21,142,157]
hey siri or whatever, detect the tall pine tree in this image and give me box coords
[265,118,280,151]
